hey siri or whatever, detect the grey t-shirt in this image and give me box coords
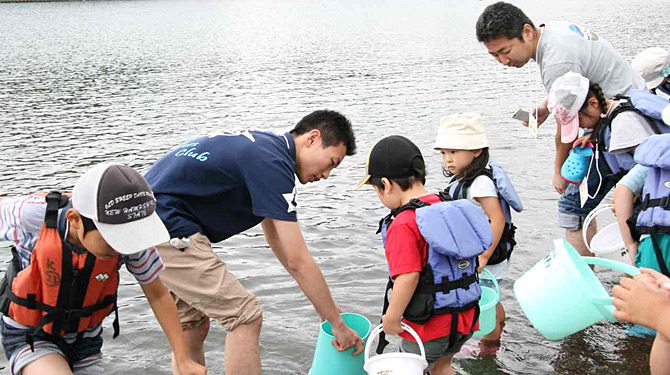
[536,22,644,96]
[608,101,658,153]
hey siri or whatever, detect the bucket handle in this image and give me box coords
[480,268,500,299]
[582,257,639,276]
[582,204,615,253]
[583,257,639,322]
[364,322,426,363]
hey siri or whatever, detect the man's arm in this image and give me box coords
[141,278,207,375]
[261,218,363,354]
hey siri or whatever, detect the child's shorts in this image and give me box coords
[635,234,670,272]
[399,332,473,363]
[1,317,104,374]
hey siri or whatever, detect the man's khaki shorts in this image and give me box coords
[156,232,263,331]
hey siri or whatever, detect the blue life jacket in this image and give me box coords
[375,193,492,354]
[446,161,523,265]
[590,90,670,195]
[627,89,670,124]
[634,134,670,276]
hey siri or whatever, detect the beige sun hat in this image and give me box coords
[433,112,489,150]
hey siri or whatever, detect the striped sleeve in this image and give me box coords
[0,195,47,265]
[121,247,164,285]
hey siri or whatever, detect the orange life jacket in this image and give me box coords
[5,192,120,337]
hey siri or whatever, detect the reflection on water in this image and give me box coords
[1,0,668,373]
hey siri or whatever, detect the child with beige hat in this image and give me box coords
[434,112,524,354]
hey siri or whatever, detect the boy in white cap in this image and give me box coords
[0,163,205,375]
[631,47,670,99]
[436,113,523,354]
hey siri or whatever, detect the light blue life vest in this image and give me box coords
[632,134,670,277]
[446,161,523,265]
[627,89,670,125]
[379,195,492,324]
[590,90,670,192]
[635,134,670,233]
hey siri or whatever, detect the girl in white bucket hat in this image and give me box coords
[546,71,670,267]
[435,113,524,354]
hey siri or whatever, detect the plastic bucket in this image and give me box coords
[309,313,371,375]
[364,323,428,375]
[473,268,500,337]
[513,239,639,341]
[583,204,631,265]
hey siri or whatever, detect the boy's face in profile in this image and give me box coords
[372,179,401,210]
[67,210,118,260]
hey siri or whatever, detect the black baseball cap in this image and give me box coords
[355,135,425,189]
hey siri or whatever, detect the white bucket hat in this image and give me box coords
[631,47,670,90]
[433,113,489,150]
[547,72,590,144]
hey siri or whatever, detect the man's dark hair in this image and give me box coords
[290,110,357,156]
[80,215,98,235]
[369,170,427,192]
[476,2,535,43]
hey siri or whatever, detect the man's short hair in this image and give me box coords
[290,110,357,156]
[476,2,535,43]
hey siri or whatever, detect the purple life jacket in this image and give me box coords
[635,134,670,233]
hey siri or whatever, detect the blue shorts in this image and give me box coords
[557,168,617,230]
[1,317,103,374]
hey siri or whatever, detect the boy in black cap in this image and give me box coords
[357,136,490,375]
[0,163,205,375]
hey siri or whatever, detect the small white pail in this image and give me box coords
[583,204,631,265]
[363,323,428,375]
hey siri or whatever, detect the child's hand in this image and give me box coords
[477,255,490,273]
[612,270,670,330]
[639,268,670,289]
[572,134,592,149]
[381,314,403,335]
[552,173,567,194]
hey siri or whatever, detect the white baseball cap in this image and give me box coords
[631,47,670,90]
[548,72,590,144]
[434,113,489,150]
[72,163,169,255]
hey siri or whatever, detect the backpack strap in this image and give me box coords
[452,168,493,199]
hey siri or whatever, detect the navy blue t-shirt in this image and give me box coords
[145,131,298,242]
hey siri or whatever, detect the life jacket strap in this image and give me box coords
[7,292,117,333]
[650,231,670,278]
[375,278,394,355]
[45,192,69,229]
[640,194,670,211]
[415,272,479,294]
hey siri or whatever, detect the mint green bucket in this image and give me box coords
[514,239,639,341]
[309,313,371,375]
[474,268,500,337]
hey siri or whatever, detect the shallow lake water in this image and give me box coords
[1,0,669,373]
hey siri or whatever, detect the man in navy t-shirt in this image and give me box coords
[145,110,362,373]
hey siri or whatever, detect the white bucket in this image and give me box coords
[364,323,428,375]
[583,204,631,265]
